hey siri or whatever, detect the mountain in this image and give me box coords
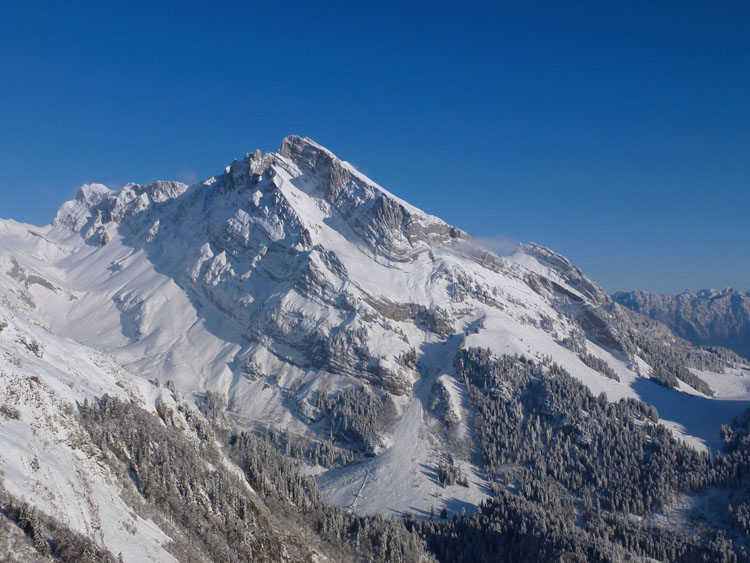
[2,136,750,561]
[0,303,432,562]
[614,288,750,359]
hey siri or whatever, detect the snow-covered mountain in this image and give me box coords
[614,288,750,359]
[0,298,180,561]
[2,136,750,559]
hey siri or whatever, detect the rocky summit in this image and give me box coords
[1,137,750,561]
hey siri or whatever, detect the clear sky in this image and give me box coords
[0,1,747,293]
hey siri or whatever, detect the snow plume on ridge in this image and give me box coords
[470,234,519,256]
[179,168,199,184]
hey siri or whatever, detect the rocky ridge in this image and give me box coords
[614,288,750,358]
[1,136,749,557]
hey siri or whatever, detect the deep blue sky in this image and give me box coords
[1,1,748,293]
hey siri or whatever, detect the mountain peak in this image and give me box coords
[75,183,112,205]
[276,135,361,205]
[6,136,750,558]
[277,135,339,179]
[52,183,112,229]
[279,134,329,158]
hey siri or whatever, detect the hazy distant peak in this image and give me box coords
[614,288,750,358]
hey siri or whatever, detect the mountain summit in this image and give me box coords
[1,137,750,561]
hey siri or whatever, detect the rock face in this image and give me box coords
[1,134,749,530]
[517,243,610,306]
[614,288,750,358]
[45,136,474,401]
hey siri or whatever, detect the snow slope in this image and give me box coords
[1,135,749,524]
[0,300,178,561]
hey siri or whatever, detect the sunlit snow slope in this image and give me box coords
[1,135,749,521]
[0,298,181,561]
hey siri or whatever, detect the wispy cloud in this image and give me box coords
[470,234,519,256]
[179,168,199,184]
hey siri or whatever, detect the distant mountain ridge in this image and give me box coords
[613,288,750,358]
[2,136,750,560]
